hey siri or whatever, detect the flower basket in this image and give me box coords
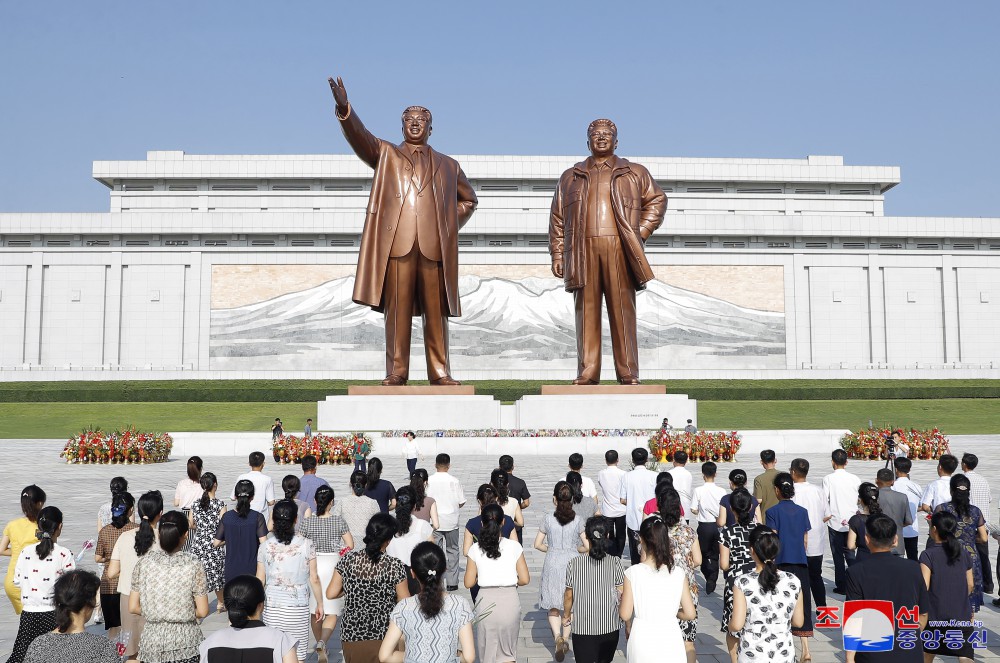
[647,430,742,463]
[272,433,372,465]
[61,426,173,464]
[839,427,950,461]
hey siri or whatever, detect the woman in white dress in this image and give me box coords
[619,514,695,663]
[728,525,804,663]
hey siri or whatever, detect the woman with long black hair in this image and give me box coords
[566,471,598,520]
[465,504,530,663]
[652,482,701,663]
[364,457,397,513]
[534,481,586,661]
[94,491,136,640]
[729,525,804,663]
[188,472,226,611]
[846,482,881,561]
[620,514,694,663]
[336,470,380,550]
[719,488,757,663]
[327,512,409,663]
[213,479,268,584]
[298,484,353,660]
[387,486,435,594]
[380,542,476,663]
[409,468,440,530]
[8,506,74,663]
[934,474,988,614]
[490,469,523,529]
[563,516,624,663]
[256,500,325,662]
[130,511,208,663]
[198,575,297,663]
[920,511,976,662]
[108,490,163,662]
[2,484,46,614]
[174,456,204,511]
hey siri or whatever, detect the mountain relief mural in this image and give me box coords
[209,265,786,372]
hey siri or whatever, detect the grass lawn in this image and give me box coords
[1,399,998,438]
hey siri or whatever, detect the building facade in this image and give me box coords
[0,150,997,380]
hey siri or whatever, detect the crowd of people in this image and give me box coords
[0,444,996,663]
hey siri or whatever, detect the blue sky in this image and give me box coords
[1,1,997,216]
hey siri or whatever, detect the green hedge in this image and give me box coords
[0,379,997,403]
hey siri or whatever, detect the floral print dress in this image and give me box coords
[190,498,226,593]
[720,522,756,634]
[669,523,700,641]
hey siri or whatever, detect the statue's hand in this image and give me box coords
[551,258,564,279]
[328,76,349,110]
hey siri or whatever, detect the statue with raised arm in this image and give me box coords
[549,119,667,385]
[328,76,478,386]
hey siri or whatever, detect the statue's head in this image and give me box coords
[587,118,618,158]
[401,106,432,145]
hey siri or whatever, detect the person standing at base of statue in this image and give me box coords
[328,76,478,386]
[549,118,666,385]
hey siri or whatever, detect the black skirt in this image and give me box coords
[100,593,122,629]
[8,610,56,662]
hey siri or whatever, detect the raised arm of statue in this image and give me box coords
[328,76,381,169]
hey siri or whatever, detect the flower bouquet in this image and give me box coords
[272,433,373,465]
[839,427,950,461]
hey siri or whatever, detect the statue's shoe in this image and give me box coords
[619,376,641,385]
[572,377,600,385]
[381,374,407,386]
[430,376,462,386]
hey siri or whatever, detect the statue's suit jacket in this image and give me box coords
[549,156,666,292]
[338,108,477,317]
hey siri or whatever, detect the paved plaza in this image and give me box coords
[1,436,998,662]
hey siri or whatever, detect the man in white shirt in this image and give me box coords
[691,461,727,594]
[821,448,860,594]
[619,447,657,565]
[791,458,830,610]
[425,453,466,590]
[231,451,276,517]
[891,456,923,561]
[962,453,994,595]
[597,449,627,558]
[919,453,958,515]
[668,451,694,524]
[568,453,599,508]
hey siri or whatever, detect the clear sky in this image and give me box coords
[1,1,997,217]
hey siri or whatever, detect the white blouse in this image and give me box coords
[468,538,522,587]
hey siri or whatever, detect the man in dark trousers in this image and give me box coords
[845,514,928,663]
[874,468,913,556]
[498,454,531,542]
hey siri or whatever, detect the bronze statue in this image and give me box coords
[549,119,667,385]
[328,76,478,386]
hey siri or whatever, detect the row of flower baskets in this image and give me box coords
[839,427,951,460]
[62,427,173,464]
[648,430,743,463]
[382,429,660,438]
[272,434,373,465]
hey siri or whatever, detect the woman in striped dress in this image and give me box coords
[297,485,353,663]
[256,500,325,662]
[563,516,624,663]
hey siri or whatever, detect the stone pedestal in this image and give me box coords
[517,386,696,430]
[318,386,500,431]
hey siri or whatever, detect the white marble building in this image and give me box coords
[0,150,998,380]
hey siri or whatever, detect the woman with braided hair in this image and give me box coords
[846,482,881,562]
